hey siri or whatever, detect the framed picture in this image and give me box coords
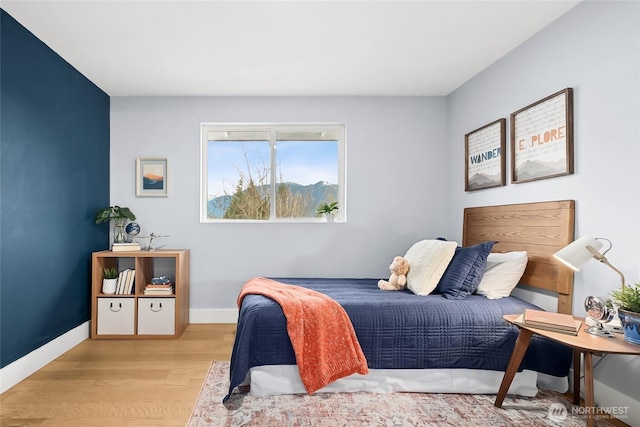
[510,88,574,184]
[465,118,506,191]
[136,157,168,197]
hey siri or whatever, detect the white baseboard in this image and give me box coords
[0,321,89,394]
[569,367,640,426]
[189,308,238,324]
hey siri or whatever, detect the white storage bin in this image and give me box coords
[138,298,175,335]
[97,298,135,335]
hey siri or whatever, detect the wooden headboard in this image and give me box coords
[462,200,575,314]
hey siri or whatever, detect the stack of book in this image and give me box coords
[144,283,174,295]
[513,308,582,335]
[114,268,136,295]
[112,242,141,252]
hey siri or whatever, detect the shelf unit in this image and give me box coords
[91,249,190,339]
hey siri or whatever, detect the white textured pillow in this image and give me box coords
[476,251,528,299]
[404,239,458,296]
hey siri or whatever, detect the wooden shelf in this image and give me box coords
[90,249,190,339]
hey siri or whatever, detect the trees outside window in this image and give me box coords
[201,124,345,222]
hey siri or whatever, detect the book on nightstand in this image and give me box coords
[513,309,582,335]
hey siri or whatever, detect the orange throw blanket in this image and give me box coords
[237,277,369,394]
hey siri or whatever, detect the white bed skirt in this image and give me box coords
[244,366,568,398]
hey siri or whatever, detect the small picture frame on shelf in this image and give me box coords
[510,88,574,184]
[136,157,168,197]
[465,118,506,191]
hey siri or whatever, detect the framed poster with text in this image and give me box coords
[465,118,506,191]
[510,88,574,184]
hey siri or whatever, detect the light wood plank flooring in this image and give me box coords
[1,324,630,427]
[0,324,236,427]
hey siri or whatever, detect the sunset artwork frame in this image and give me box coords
[136,157,168,197]
[510,88,574,184]
[465,118,506,191]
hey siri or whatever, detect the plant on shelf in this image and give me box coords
[101,267,119,294]
[611,282,640,344]
[94,206,136,243]
[102,267,118,279]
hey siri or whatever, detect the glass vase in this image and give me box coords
[113,219,127,243]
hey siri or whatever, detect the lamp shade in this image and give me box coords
[553,236,604,271]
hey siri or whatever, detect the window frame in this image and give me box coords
[200,122,346,223]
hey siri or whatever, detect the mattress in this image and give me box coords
[226,278,573,400]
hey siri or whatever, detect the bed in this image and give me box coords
[225,200,576,401]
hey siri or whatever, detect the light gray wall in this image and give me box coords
[110,96,448,309]
[109,0,639,419]
[447,0,639,419]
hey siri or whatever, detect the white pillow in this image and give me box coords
[404,239,458,296]
[476,251,528,299]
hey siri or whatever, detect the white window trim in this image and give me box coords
[200,122,346,223]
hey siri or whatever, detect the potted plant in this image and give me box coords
[102,267,119,295]
[316,201,338,222]
[94,206,136,243]
[611,283,640,344]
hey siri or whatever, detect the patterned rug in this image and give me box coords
[187,361,618,427]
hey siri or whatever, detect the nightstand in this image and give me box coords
[495,313,640,427]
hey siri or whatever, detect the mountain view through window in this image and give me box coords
[201,125,344,222]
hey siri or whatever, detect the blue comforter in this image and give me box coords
[226,278,572,400]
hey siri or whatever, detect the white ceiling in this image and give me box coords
[1,1,580,96]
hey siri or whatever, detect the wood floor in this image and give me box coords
[1,324,630,427]
[0,324,236,427]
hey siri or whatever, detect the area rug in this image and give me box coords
[187,361,618,427]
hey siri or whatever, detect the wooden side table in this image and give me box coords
[495,314,640,427]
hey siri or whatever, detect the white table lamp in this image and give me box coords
[553,236,625,289]
[553,236,625,337]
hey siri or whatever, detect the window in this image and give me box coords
[201,123,345,222]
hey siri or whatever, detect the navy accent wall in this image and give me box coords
[0,10,110,368]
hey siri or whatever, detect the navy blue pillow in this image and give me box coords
[435,241,495,300]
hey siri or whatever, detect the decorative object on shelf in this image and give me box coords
[510,88,573,184]
[611,282,640,344]
[316,201,338,222]
[151,275,171,285]
[553,235,625,336]
[124,222,141,242]
[102,267,119,295]
[464,118,506,191]
[136,157,168,197]
[139,232,169,251]
[94,206,137,244]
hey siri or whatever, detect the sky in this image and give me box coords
[207,140,338,197]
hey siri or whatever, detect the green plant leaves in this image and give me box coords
[94,206,136,224]
[316,201,338,214]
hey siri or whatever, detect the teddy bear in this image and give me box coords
[378,256,410,291]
